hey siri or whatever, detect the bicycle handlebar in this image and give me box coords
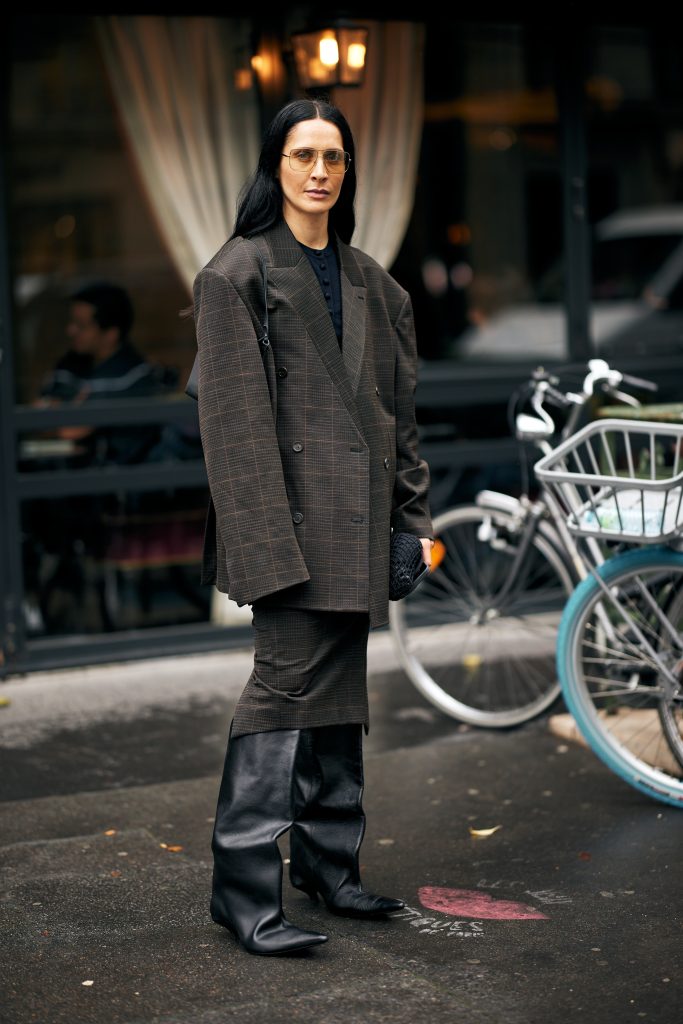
[530,359,658,406]
[538,382,573,407]
[518,360,660,444]
[620,372,659,393]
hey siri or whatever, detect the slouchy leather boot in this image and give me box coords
[289,724,405,917]
[210,725,328,955]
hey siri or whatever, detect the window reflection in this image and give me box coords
[391,22,563,363]
[22,488,210,636]
[10,17,194,407]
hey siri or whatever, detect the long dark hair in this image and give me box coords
[180,98,356,320]
[231,97,356,244]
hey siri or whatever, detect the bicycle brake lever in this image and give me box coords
[603,386,641,409]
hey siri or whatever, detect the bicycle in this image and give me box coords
[535,417,683,807]
[389,359,657,728]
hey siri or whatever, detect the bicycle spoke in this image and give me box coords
[559,550,683,803]
[392,506,573,724]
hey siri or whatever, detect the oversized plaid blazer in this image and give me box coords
[193,218,432,629]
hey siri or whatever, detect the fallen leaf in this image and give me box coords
[104,829,117,836]
[0,696,11,707]
[159,843,168,848]
[377,838,395,846]
[81,980,94,987]
[578,851,592,861]
[469,825,502,837]
[166,845,183,853]
[110,870,121,877]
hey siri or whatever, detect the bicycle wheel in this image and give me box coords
[557,546,683,807]
[390,504,575,727]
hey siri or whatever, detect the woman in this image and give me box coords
[194,98,433,956]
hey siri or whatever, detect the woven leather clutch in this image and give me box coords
[389,531,430,601]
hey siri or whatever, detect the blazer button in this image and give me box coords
[292,512,304,524]
[277,366,288,378]
[384,457,390,469]
[292,442,303,452]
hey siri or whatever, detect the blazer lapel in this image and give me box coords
[258,221,366,435]
[338,242,367,396]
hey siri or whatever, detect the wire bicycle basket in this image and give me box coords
[534,418,683,543]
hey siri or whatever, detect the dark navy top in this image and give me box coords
[299,240,343,346]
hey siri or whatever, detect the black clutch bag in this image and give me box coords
[389,531,430,601]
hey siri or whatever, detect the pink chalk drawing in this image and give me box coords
[418,886,549,921]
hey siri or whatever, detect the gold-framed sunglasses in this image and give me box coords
[281,148,351,174]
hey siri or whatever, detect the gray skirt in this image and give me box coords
[230,603,371,739]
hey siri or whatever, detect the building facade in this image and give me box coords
[2,12,682,675]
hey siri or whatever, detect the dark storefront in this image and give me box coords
[2,13,683,676]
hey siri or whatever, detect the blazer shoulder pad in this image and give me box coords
[204,236,261,275]
[194,237,263,295]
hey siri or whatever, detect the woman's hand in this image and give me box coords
[420,537,435,567]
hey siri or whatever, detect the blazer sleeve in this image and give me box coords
[194,265,310,605]
[391,291,434,539]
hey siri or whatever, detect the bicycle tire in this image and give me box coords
[390,504,575,727]
[557,546,683,807]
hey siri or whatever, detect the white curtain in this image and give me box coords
[95,16,260,294]
[332,21,425,270]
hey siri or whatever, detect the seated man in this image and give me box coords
[25,282,170,630]
[39,281,166,464]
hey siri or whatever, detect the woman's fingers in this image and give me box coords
[420,537,434,566]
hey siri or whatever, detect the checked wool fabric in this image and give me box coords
[230,605,370,739]
[193,218,432,631]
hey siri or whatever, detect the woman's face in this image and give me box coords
[278,118,346,223]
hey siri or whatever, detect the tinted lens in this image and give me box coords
[324,149,347,170]
[291,148,315,167]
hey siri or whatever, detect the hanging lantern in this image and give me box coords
[290,23,368,89]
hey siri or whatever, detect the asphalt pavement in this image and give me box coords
[0,631,681,1024]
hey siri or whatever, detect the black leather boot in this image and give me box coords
[289,724,405,917]
[210,725,328,955]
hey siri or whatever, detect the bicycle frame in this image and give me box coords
[472,361,660,654]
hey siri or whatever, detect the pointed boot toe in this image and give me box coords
[211,901,328,955]
[210,728,329,957]
[244,922,328,956]
[314,885,404,918]
[290,725,404,921]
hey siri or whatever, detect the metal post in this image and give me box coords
[556,24,593,362]
[0,33,26,676]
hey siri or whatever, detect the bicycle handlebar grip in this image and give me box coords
[543,384,572,406]
[620,373,659,392]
